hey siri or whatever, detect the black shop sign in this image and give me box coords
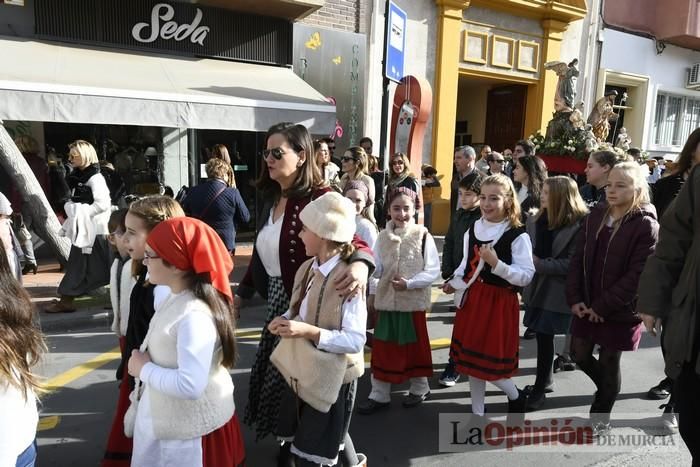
[34,0,293,65]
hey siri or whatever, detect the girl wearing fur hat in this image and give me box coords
[357,187,441,414]
[269,192,368,467]
[126,217,245,467]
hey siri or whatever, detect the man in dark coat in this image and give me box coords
[638,165,700,463]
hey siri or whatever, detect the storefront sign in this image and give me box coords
[293,24,366,150]
[35,0,292,65]
[132,3,209,45]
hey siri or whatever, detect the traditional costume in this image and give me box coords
[128,217,245,467]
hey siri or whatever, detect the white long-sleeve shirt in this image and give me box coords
[449,218,535,291]
[139,311,217,400]
[282,255,367,354]
[369,231,441,295]
[0,376,37,467]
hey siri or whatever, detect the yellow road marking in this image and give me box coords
[43,347,121,392]
[37,415,60,431]
[236,329,262,339]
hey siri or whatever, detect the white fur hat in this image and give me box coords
[299,192,356,243]
[0,192,12,216]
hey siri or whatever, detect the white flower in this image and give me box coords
[568,139,573,144]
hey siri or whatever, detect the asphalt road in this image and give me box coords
[35,291,692,467]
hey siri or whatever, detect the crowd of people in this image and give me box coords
[1,123,700,467]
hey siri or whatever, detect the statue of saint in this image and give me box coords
[587,90,619,142]
[615,127,632,151]
[545,59,579,111]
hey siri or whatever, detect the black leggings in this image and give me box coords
[570,336,622,418]
[533,332,555,392]
[675,364,700,465]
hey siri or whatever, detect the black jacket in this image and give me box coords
[652,173,684,220]
[579,184,606,208]
[442,207,481,279]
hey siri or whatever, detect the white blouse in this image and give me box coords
[0,376,38,467]
[355,217,378,252]
[282,255,366,354]
[256,209,283,277]
[449,218,535,290]
[132,306,218,467]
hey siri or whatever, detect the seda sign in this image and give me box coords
[34,0,293,65]
[132,3,210,46]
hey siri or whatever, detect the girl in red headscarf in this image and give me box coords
[126,217,244,467]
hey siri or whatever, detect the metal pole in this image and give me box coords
[378,0,391,172]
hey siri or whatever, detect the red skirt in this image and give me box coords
[450,281,520,381]
[201,412,246,467]
[371,311,433,384]
[102,337,133,467]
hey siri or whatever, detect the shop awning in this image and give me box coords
[0,37,335,133]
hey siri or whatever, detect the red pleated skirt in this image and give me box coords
[371,311,433,384]
[450,280,520,381]
[201,412,246,467]
[102,337,133,467]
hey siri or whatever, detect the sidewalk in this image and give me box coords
[28,243,258,333]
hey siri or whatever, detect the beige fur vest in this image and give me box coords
[374,222,430,311]
[289,258,365,384]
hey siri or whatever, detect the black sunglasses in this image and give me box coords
[261,147,285,160]
[341,156,357,162]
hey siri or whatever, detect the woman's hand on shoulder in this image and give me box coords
[335,262,369,300]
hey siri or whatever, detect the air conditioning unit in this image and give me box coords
[687,63,700,88]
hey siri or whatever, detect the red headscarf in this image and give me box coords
[147,217,233,301]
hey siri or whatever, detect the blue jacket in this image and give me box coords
[183,179,251,251]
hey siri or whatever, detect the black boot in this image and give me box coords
[506,389,527,427]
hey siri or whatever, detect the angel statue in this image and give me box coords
[587,90,619,142]
[545,59,579,111]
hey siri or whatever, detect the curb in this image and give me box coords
[37,307,114,333]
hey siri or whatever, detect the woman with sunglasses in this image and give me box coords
[235,123,375,450]
[339,147,377,224]
[383,152,421,223]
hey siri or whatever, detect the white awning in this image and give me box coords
[0,37,335,133]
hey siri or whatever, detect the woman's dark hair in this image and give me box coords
[257,122,323,199]
[673,127,700,175]
[191,274,237,368]
[516,155,547,204]
[108,208,128,234]
[590,150,620,170]
[0,237,46,400]
[515,139,535,156]
[211,144,231,165]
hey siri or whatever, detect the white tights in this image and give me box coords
[468,376,519,416]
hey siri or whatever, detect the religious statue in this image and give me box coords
[615,127,632,151]
[584,124,599,153]
[545,59,579,112]
[587,90,619,142]
[569,101,585,129]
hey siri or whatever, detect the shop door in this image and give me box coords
[484,85,527,152]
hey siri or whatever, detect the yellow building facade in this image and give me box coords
[430,0,587,234]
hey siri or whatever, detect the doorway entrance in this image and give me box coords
[485,84,528,152]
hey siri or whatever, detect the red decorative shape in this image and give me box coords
[539,155,587,174]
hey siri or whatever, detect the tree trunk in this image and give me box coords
[0,121,70,265]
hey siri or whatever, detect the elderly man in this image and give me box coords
[450,145,477,213]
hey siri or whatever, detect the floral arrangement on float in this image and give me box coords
[533,59,626,174]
